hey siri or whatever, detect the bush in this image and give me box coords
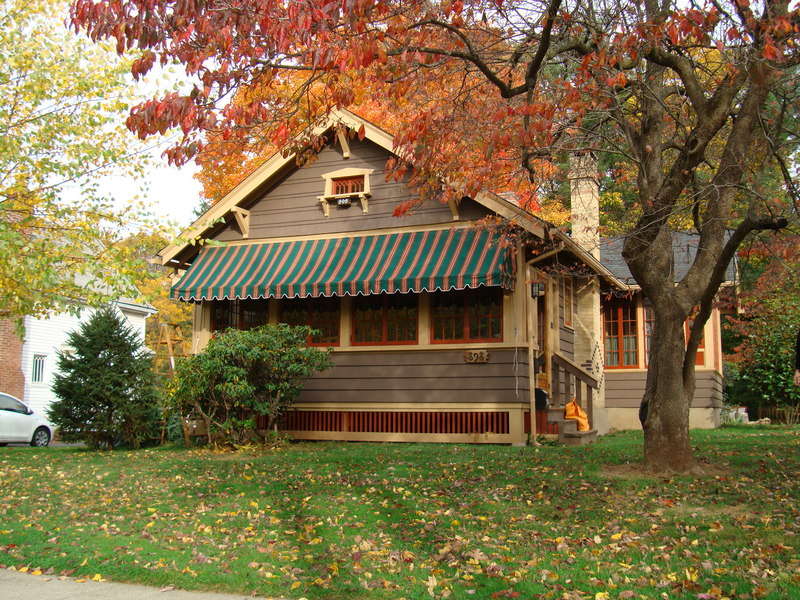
[49,308,160,449]
[169,324,332,445]
[724,295,800,415]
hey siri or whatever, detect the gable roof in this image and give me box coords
[600,233,737,285]
[159,109,625,288]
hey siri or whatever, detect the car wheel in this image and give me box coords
[31,428,50,447]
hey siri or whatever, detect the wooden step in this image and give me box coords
[550,418,578,435]
[561,429,598,446]
[547,407,567,423]
[546,407,597,445]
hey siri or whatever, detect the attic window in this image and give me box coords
[332,176,365,196]
[319,167,374,217]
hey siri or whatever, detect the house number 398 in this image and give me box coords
[464,350,489,363]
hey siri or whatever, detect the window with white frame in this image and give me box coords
[31,354,46,383]
[319,167,374,216]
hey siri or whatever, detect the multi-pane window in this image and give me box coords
[603,299,638,367]
[352,293,417,345]
[562,278,574,328]
[240,299,269,330]
[31,354,46,383]
[431,287,503,343]
[212,299,268,332]
[212,299,238,331]
[281,297,341,346]
[332,176,365,195]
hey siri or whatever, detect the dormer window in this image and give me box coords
[319,167,374,217]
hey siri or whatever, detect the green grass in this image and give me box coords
[1,426,799,599]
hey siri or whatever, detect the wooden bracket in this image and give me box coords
[336,129,351,159]
[448,197,461,221]
[230,207,250,238]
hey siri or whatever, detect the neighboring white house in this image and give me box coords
[1,298,156,421]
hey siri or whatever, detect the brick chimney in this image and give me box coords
[568,153,600,260]
[568,152,607,434]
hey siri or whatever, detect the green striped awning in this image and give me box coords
[172,228,515,301]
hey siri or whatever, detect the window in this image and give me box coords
[319,168,374,217]
[212,299,268,332]
[352,294,417,345]
[332,176,365,196]
[562,278,574,328]
[603,299,638,367]
[0,393,26,413]
[240,299,269,330]
[431,287,503,343]
[281,297,341,346]
[32,354,46,383]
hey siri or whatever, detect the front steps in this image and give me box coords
[547,407,598,446]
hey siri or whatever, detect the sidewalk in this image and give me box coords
[0,568,284,600]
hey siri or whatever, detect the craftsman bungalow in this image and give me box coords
[161,110,728,444]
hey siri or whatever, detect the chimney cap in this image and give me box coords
[568,152,598,180]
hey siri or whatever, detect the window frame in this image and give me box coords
[603,299,639,368]
[280,296,341,347]
[351,293,418,346]
[561,277,574,328]
[211,298,269,332]
[31,354,46,384]
[430,287,504,344]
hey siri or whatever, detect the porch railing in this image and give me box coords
[550,352,599,428]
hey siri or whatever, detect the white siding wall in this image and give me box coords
[21,304,153,423]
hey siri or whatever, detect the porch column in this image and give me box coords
[192,301,213,354]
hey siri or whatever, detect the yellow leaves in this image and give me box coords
[290,581,302,590]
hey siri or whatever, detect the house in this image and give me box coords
[161,110,729,443]
[161,110,627,445]
[0,298,156,421]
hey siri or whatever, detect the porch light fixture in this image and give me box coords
[530,282,546,297]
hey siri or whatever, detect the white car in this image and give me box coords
[0,392,52,447]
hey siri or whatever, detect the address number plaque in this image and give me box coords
[463,350,489,363]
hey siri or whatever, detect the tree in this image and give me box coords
[0,0,165,327]
[50,308,160,449]
[724,232,800,416]
[72,0,800,471]
[169,324,332,445]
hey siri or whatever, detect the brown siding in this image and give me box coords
[605,369,723,408]
[297,348,530,405]
[558,281,575,359]
[212,137,491,242]
[0,319,25,399]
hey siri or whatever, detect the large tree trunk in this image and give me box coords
[639,313,696,472]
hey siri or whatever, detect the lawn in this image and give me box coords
[1,427,798,600]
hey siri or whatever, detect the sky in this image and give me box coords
[138,158,203,230]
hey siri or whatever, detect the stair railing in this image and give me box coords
[550,352,599,427]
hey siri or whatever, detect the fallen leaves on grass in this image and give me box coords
[0,429,799,599]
